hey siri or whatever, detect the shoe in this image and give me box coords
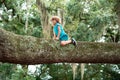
[71,38,77,47]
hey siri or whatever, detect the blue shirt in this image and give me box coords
[53,23,68,39]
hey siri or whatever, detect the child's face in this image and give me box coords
[52,20,57,26]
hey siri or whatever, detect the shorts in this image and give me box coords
[60,35,69,41]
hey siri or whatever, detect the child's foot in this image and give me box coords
[71,38,77,47]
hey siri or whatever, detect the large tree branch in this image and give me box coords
[0,29,120,64]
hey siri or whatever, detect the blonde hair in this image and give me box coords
[51,16,61,23]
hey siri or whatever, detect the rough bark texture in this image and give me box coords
[0,29,120,65]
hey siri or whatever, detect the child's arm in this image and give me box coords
[56,26,61,40]
[53,32,56,40]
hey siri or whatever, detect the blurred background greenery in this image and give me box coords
[0,0,120,80]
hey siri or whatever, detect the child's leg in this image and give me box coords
[60,35,77,46]
[60,40,72,46]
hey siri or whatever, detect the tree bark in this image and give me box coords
[115,0,120,42]
[36,0,51,39]
[0,29,120,65]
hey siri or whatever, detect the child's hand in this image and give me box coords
[55,37,59,40]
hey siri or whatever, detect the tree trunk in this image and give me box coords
[72,63,77,80]
[81,64,85,80]
[115,0,120,42]
[36,0,51,39]
[0,29,120,65]
[57,8,64,26]
[25,0,29,34]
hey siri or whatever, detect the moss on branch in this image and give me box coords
[0,28,120,64]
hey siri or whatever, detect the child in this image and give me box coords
[51,16,77,46]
